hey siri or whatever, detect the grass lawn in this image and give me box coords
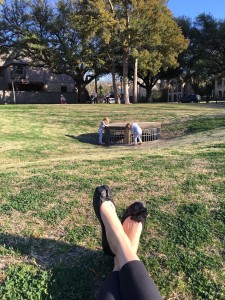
[0,102,225,299]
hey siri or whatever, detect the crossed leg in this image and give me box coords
[97,201,162,300]
[100,201,140,269]
[97,202,142,300]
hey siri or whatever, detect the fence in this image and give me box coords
[104,122,161,145]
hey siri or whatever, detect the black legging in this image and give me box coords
[97,260,163,300]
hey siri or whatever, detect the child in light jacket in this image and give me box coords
[126,123,142,145]
[98,117,110,144]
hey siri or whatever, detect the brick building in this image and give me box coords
[0,55,77,104]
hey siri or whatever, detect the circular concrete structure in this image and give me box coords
[104,122,161,145]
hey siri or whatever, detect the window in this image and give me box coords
[10,64,25,78]
[217,79,222,86]
[217,91,222,99]
[15,65,24,76]
[0,67,4,77]
[61,85,67,93]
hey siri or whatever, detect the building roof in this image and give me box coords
[0,57,29,67]
[0,50,29,67]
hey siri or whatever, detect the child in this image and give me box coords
[126,123,142,145]
[98,117,110,144]
[60,94,67,104]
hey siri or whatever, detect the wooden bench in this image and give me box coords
[104,122,161,145]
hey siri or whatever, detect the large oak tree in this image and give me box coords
[0,0,112,102]
[175,14,225,95]
[91,0,188,102]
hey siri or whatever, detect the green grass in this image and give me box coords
[0,103,225,299]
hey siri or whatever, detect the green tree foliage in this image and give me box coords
[176,14,225,95]
[92,0,188,102]
[191,14,225,78]
[130,0,188,102]
[0,0,112,102]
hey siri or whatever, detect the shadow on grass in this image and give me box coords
[66,133,127,146]
[0,233,113,300]
[66,133,99,145]
[161,115,225,140]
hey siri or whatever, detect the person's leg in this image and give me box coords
[94,187,162,300]
[138,134,142,143]
[122,216,142,254]
[97,217,141,300]
[133,132,138,144]
[97,207,141,300]
[100,201,140,267]
[100,201,162,300]
[119,260,162,300]
[99,130,103,144]
[97,270,121,300]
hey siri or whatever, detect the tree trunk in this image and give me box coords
[133,58,138,103]
[123,48,130,104]
[77,83,89,103]
[95,78,98,94]
[111,51,119,103]
[12,81,16,104]
[146,85,152,103]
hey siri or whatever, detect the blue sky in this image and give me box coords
[167,0,225,20]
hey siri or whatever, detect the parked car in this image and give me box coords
[109,94,116,103]
[104,93,115,103]
[181,94,201,103]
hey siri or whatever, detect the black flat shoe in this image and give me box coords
[93,185,115,257]
[121,202,148,228]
